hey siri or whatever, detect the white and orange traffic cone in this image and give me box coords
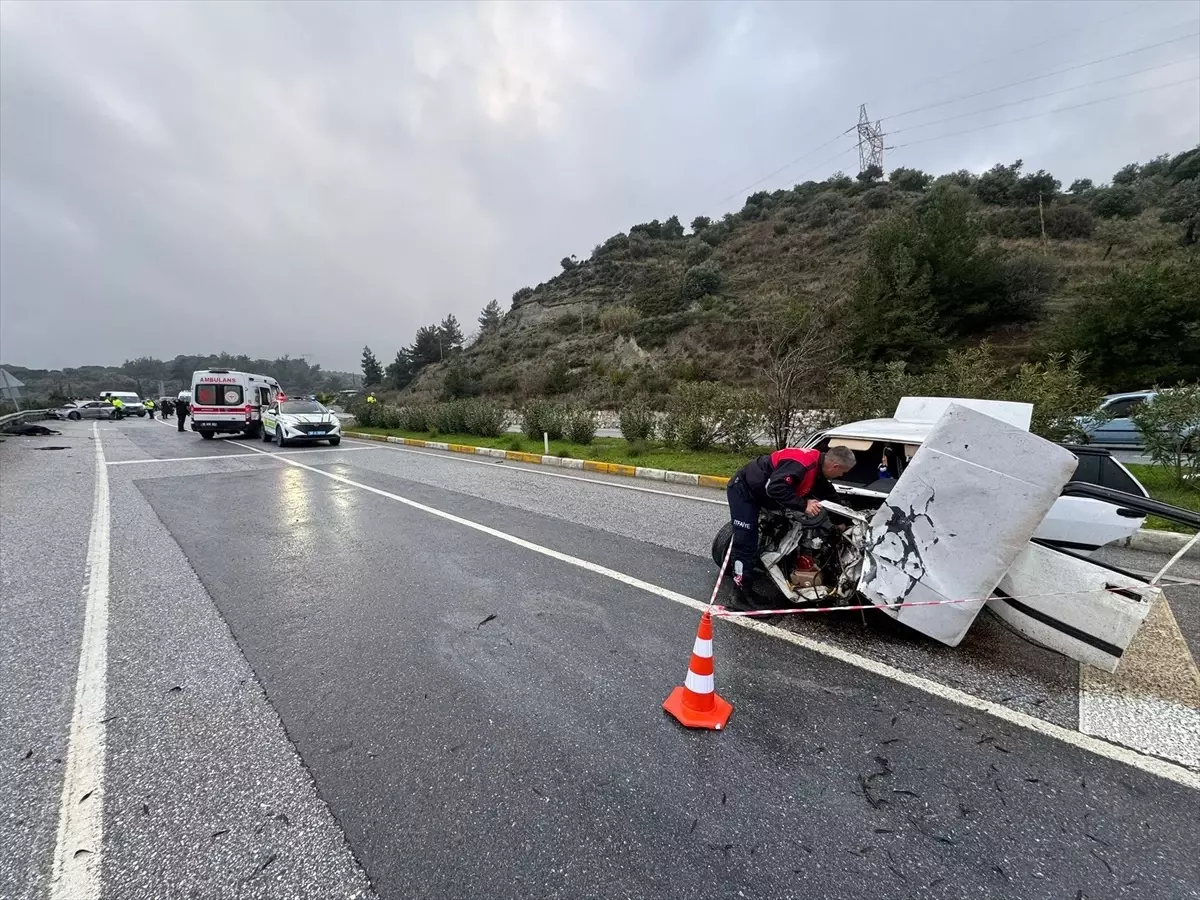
[663,609,733,730]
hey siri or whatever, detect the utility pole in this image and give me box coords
[856,103,885,175]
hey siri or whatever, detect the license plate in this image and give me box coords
[309,430,326,436]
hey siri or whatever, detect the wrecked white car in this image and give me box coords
[712,401,1198,673]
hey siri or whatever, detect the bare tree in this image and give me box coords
[751,303,844,449]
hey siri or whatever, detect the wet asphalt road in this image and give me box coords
[1,417,1198,900]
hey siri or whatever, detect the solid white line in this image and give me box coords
[242,443,1200,790]
[50,422,111,899]
[341,438,726,505]
[106,446,375,466]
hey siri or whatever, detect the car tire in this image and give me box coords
[328,436,341,446]
[137,410,146,417]
[200,430,215,440]
[245,423,262,439]
[275,425,286,448]
[711,521,734,568]
[68,411,81,420]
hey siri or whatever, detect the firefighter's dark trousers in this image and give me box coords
[726,471,759,587]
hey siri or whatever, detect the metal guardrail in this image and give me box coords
[0,409,51,431]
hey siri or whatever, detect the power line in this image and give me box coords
[707,128,856,211]
[887,55,1199,137]
[881,29,1199,122]
[886,76,1198,151]
[865,3,1164,106]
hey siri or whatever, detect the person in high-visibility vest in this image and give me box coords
[111,397,125,419]
[144,398,155,418]
[366,393,378,404]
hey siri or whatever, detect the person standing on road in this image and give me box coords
[111,397,125,420]
[163,399,174,419]
[176,396,189,432]
[724,446,856,609]
[144,398,155,419]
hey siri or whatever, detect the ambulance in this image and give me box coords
[188,368,282,440]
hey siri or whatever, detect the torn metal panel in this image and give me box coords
[858,403,1078,646]
[989,543,1159,673]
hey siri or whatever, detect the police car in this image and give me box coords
[261,397,342,447]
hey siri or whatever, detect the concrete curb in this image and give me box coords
[1117,528,1200,559]
[343,431,731,491]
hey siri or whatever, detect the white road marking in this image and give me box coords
[106,446,375,466]
[341,438,726,505]
[50,422,111,899]
[242,443,1200,790]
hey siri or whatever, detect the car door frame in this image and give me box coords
[262,400,280,435]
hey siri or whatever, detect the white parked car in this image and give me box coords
[261,398,342,447]
[801,397,1149,553]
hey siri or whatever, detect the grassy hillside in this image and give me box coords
[397,151,1198,407]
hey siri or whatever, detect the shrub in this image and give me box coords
[511,286,534,305]
[397,404,432,432]
[986,207,1042,238]
[684,239,713,265]
[461,399,507,437]
[999,254,1057,321]
[563,407,598,444]
[521,400,564,440]
[375,406,401,429]
[773,221,789,235]
[860,185,895,209]
[1089,185,1143,219]
[619,398,657,442]
[434,401,468,435]
[680,262,722,304]
[1008,352,1105,443]
[1044,203,1095,239]
[1131,383,1200,488]
[889,167,933,192]
[599,304,640,334]
[1054,261,1200,388]
[662,382,763,452]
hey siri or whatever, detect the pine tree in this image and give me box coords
[438,314,464,357]
[385,348,413,390]
[361,346,383,386]
[478,299,503,334]
[411,326,441,367]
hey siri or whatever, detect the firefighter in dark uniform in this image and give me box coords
[724,445,856,608]
[176,396,190,432]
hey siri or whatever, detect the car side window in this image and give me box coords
[1104,398,1142,419]
[1098,458,1142,496]
[1069,454,1102,486]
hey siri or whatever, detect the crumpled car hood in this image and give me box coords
[857,402,1078,647]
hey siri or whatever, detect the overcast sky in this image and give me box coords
[1,0,1197,372]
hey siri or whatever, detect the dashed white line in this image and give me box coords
[241,442,1200,791]
[341,437,727,505]
[50,422,111,899]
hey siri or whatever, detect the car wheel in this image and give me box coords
[68,411,81,420]
[200,431,215,440]
[137,410,146,417]
[328,436,341,446]
[711,521,734,568]
[275,425,286,448]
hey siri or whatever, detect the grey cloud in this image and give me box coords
[1,0,1197,370]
